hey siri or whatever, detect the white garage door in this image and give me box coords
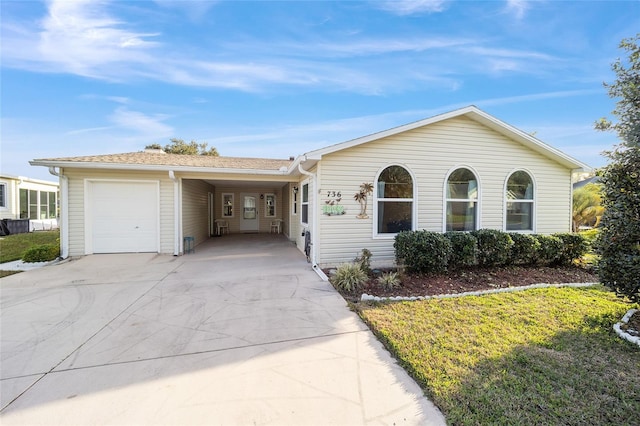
[87,181,159,254]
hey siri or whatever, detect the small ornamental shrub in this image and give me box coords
[471,229,514,267]
[579,228,599,249]
[534,234,563,265]
[445,232,478,268]
[330,263,368,292]
[394,230,451,273]
[553,233,589,266]
[22,244,60,263]
[354,248,372,275]
[509,233,540,265]
[377,271,401,291]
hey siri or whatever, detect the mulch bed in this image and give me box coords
[328,265,599,303]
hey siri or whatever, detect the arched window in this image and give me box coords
[446,168,478,231]
[376,165,414,234]
[506,171,534,231]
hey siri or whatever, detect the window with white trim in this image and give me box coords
[506,171,534,231]
[446,168,478,231]
[301,183,309,224]
[222,193,234,217]
[265,193,276,217]
[376,165,414,234]
[292,187,298,215]
[0,183,6,208]
[18,188,58,219]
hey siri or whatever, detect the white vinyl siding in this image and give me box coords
[182,179,215,248]
[316,116,573,268]
[65,169,175,256]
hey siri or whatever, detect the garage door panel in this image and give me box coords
[88,181,159,254]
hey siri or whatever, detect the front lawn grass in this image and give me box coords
[0,230,60,263]
[358,286,639,425]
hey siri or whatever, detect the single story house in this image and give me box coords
[0,174,59,233]
[30,106,590,275]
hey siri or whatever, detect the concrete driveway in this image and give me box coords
[0,234,445,425]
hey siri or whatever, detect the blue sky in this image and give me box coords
[2,0,639,181]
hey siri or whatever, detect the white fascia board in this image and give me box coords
[29,160,292,176]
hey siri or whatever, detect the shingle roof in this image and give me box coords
[33,151,293,171]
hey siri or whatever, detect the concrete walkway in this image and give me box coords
[0,234,445,425]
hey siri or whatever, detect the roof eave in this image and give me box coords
[29,160,291,176]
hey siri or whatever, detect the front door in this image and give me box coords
[240,193,259,232]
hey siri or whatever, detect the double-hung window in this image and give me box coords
[506,171,534,231]
[376,165,414,235]
[446,168,478,231]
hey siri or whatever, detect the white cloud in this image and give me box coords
[35,0,160,78]
[376,0,448,15]
[504,0,530,20]
[108,107,174,137]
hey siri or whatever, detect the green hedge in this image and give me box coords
[471,229,514,267]
[445,232,478,267]
[22,244,60,263]
[509,233,540,265]
[394,230,451,273]
[553,233,590,266]
[533,234,563,265]
[394,230,588,272]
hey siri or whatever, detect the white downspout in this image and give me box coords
[298,160,329,281]
[48,167,69,259]
[169,171,181,256]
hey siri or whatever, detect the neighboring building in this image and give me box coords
[30,106,590,269]
[0,174,59,232]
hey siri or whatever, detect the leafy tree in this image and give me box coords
[572,183,604,231]
[594,34,640,302]
[145,138,219,156]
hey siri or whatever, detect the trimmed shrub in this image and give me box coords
[330,263,368,292]
[394,230,451,273]
[509,233,540,265]
[579,228,599,249]
[534,234,563,265]
[445,232,478,267]
[22,244,60,263]
[377,271,401,291]
[471,229,513,267]
[553,233,589,266]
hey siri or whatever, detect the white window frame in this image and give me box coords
[265,193,276,217]
[504,169,536,233]
[443,165,481,232]
[221,193,234,218]
[301,182,309,225]
[292,186,298,216]
[0,183,6,208]
[373,164,417,238]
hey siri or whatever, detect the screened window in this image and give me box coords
[446,168,478,231]
[506,171,534,231]
[222,193,234,217]
[265,194,276,217]
[301,184,309,224]
[376,165,414,234]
